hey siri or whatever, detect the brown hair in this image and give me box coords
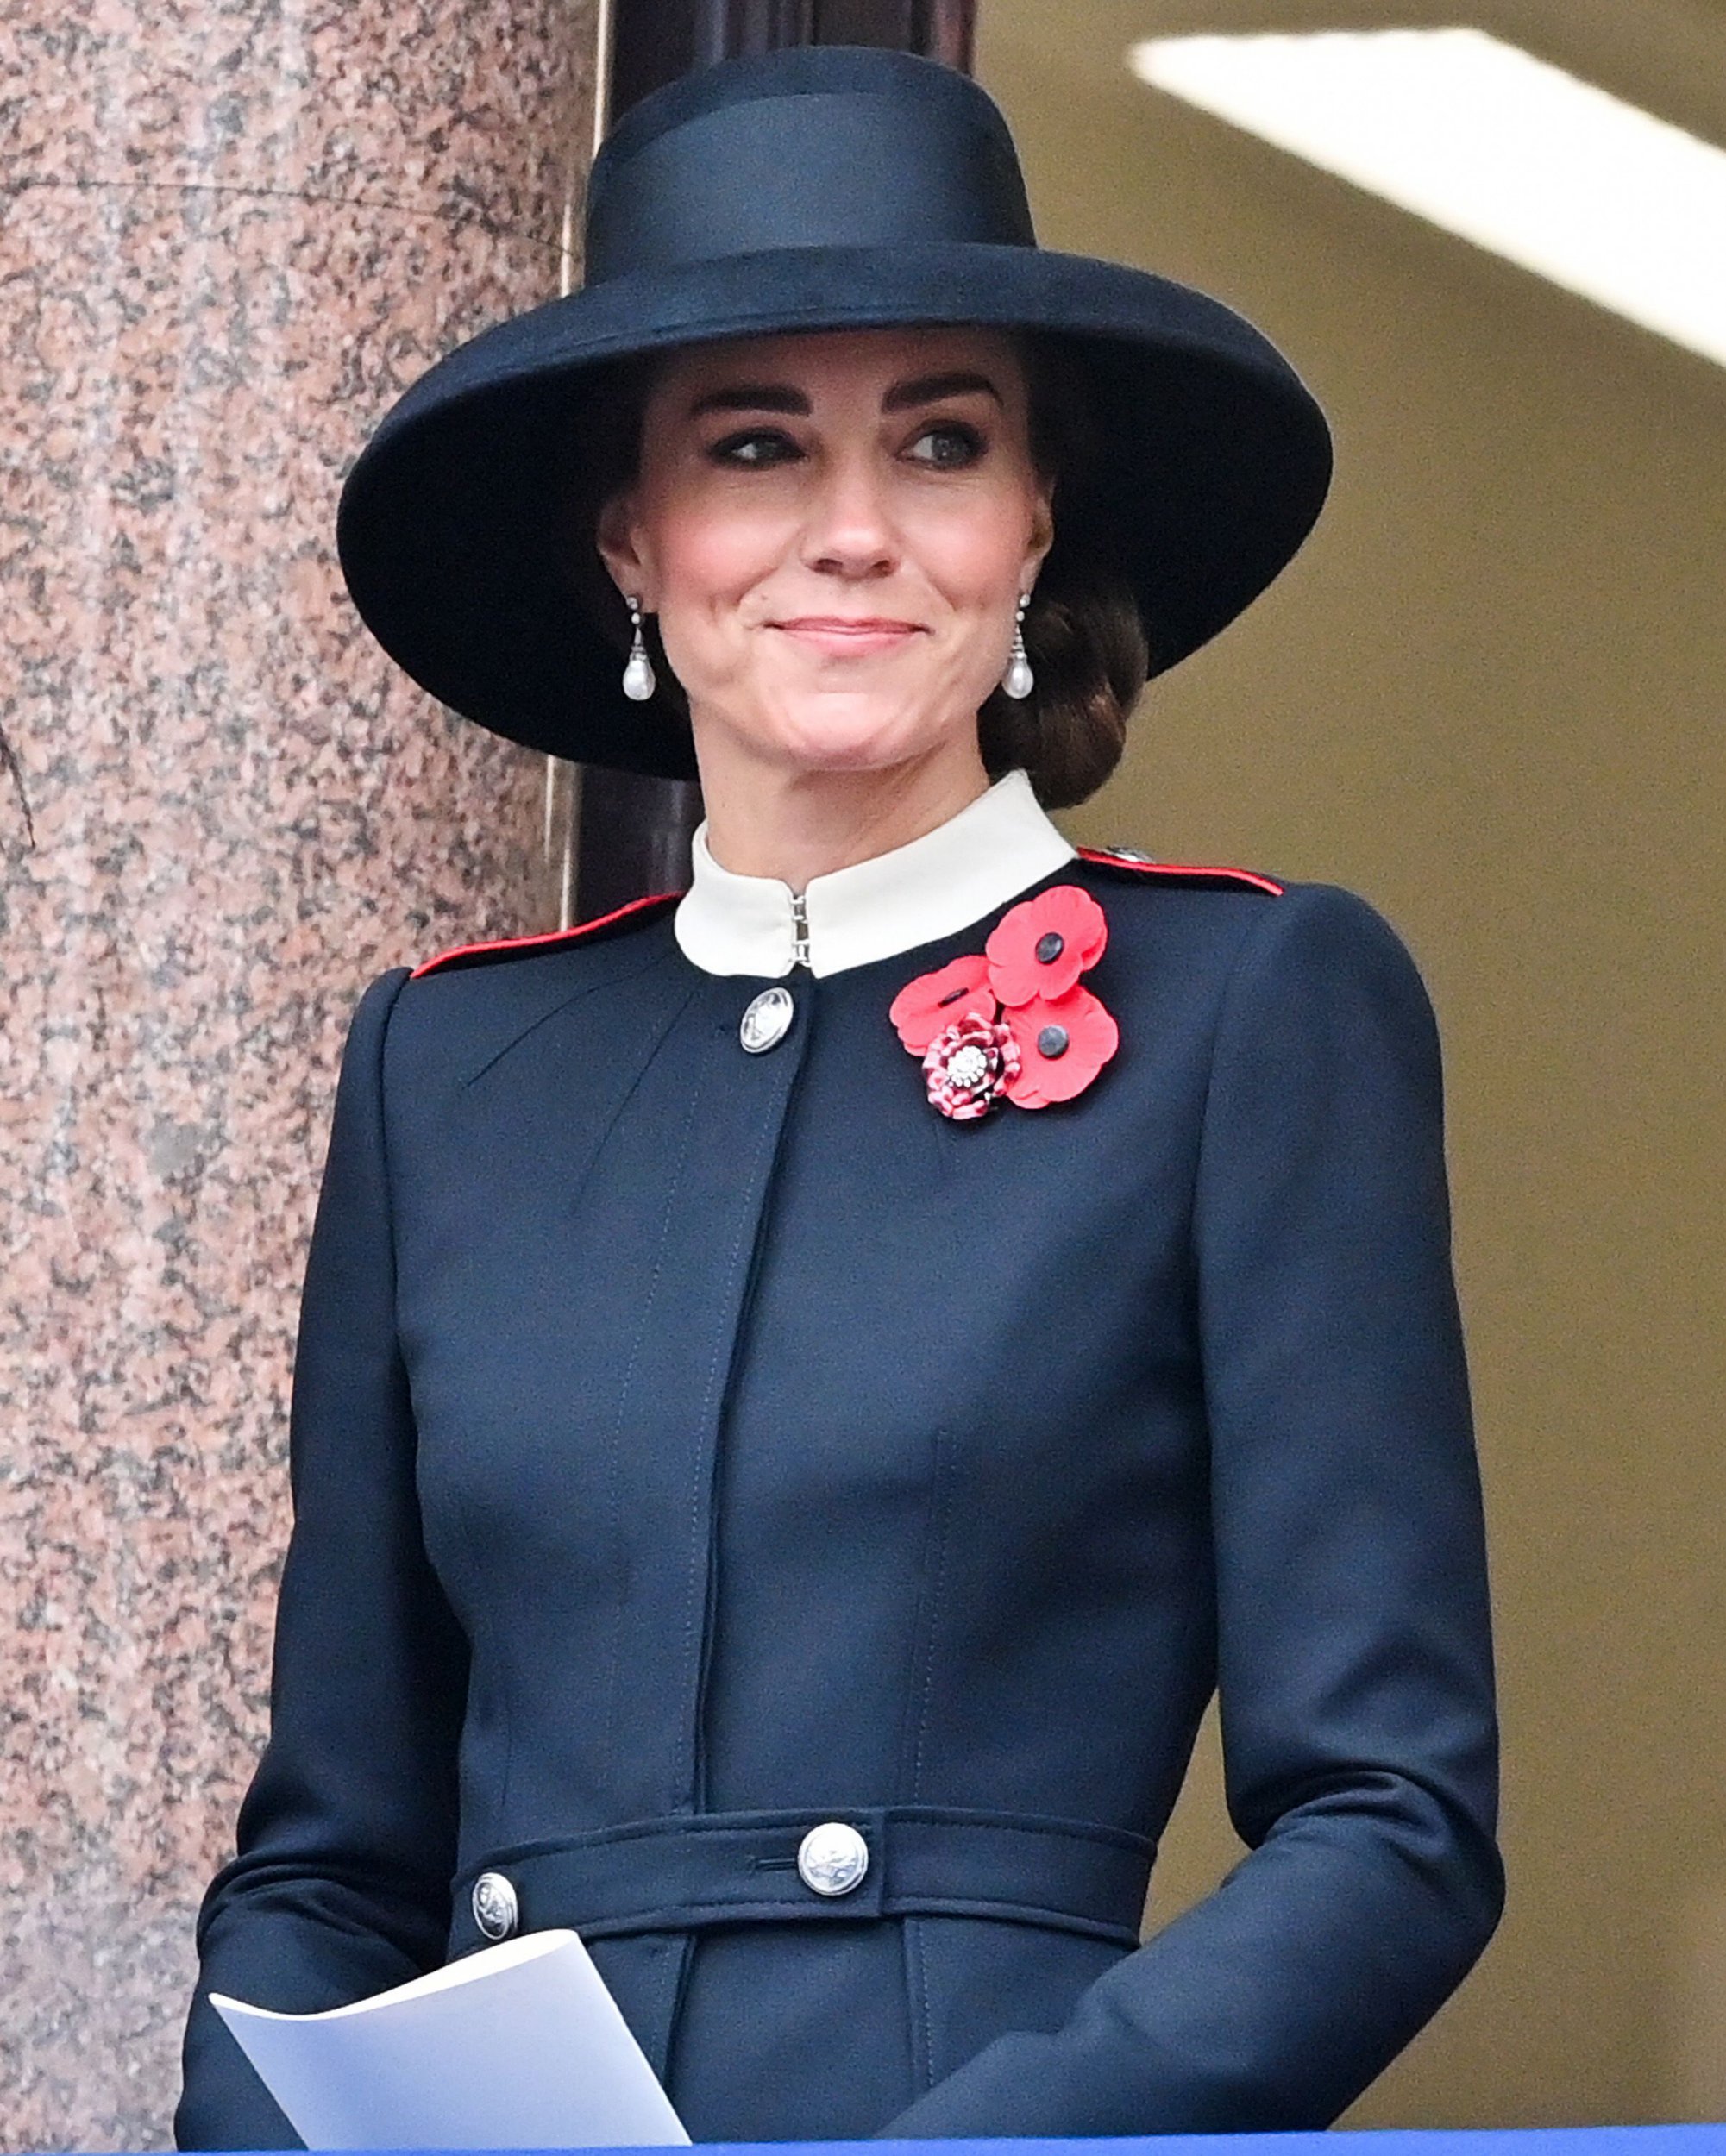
[565,335,1147,811]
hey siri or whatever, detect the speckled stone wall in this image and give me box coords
[0,4,595,2145]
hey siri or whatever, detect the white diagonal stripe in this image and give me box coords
[1130,28,1726,369]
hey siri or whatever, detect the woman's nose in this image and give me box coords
[800,452,899,578]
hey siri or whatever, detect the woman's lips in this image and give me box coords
[769,617,926,657]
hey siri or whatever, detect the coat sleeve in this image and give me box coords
[176,968,469,2151]
[881,883,1504,2137]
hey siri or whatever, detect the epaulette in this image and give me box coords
[410,890,682,980]
[1077,846,1284,898]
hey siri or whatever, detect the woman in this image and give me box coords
[178,46,1502,2147]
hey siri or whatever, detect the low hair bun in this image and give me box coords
[978,562,1148,812]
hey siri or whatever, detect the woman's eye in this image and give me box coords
[709,429,801,467]
[907,423,985,468]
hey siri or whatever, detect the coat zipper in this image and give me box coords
[791,889,811,971]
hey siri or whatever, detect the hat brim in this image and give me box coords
[336,242,1333,778]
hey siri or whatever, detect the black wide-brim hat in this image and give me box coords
[337,46,1333,778]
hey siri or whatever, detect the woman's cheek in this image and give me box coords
[656,611,738,698]
[663,519,787,612]
[914,503,1037,605]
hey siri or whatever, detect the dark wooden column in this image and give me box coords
[573,0,977,920]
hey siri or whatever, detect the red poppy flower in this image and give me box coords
[984,884,1108,1006]
[1003,985,1119,1108]
[888,953,995,1053]
[922,1012,1021,1121]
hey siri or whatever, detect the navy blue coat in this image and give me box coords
[177,855,1502,2147]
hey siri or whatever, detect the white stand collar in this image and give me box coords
[674,769,1076,981]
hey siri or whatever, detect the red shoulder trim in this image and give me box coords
[1077,848,1284,898]
[410,891,682,980]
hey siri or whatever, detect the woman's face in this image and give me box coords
[597,326,1052,784]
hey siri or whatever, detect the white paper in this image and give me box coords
[211,1928,690,2150]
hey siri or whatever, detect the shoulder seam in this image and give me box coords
[410,891,682,980]
[369,967,411,1314]
[1076,847,1284,898]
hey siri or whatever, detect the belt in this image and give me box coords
[449,1804,1153,1958]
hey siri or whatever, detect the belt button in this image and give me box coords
[797,1821,869,1897]
[472,1870,519,1941]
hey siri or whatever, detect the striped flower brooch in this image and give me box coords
[889,884,1120,1121]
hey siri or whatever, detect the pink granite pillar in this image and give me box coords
[0,2,595,2144]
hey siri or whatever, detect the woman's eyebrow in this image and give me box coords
[882,371,1003,411]
[688,383,810,417]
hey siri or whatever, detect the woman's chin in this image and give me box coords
[733,692,976,780]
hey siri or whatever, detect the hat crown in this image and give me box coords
[584,47,1036,286]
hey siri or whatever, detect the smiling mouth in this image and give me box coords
[769,617,926,652]
[773,616,925,632]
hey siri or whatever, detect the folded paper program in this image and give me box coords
[210,1929,689,2151]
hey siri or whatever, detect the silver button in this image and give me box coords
[739,986,795,1054]
[797,1821,869,1897]
[471,1871,518,1941]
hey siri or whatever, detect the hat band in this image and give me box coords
[584,90,1037,285]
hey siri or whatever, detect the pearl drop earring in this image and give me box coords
[1002,593,1034,700]
[622,597,656,701]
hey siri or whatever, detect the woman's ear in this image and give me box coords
[1026,488,1056,583]
[595,491,653,606]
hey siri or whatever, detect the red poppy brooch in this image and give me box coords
[889,884,1120,1120]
